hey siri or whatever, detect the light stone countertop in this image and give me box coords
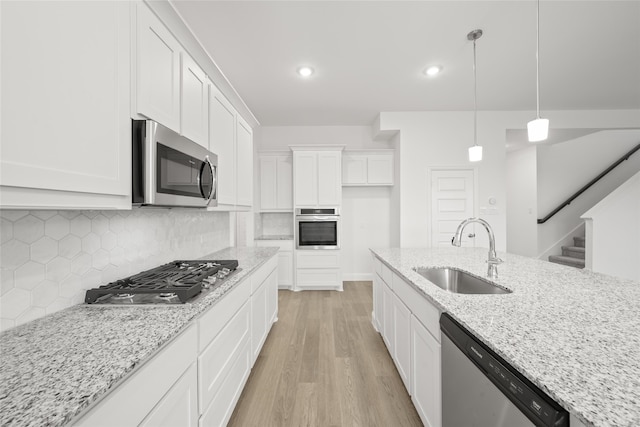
[370,247,640,427]
[0,246,278,427]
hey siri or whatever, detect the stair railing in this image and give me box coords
[537,142,640,224]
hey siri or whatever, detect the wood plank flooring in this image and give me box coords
[228,281,422,427]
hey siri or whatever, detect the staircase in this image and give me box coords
[549,236,585,268]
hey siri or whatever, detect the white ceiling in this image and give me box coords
[171,0,640,126]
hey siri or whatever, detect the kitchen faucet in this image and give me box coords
[451,217,503,279]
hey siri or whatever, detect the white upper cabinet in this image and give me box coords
[209,84,237,207]
[293,149,342,208]
[180,53,209,148]
[0,1,131,210]
[342,150,394,186]
[236,117,253,208]
[259,154,293,211]
[136,2,181,133]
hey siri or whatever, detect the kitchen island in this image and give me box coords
[0,246,278,427]
[371,247,640,427]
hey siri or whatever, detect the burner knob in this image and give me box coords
[202,276,217,288]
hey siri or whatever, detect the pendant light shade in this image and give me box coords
[528,0,549,142]
[467,29,483,162]
[527,117,549,142]
[468,145,483,162]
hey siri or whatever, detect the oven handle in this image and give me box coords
[295,215,339,221]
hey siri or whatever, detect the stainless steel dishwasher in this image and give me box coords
[440,314,569,427]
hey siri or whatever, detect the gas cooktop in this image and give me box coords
[85,259,239,305]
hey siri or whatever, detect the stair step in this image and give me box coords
[549,255,585,269]
[573,236,586,248]
[561,246,586,259]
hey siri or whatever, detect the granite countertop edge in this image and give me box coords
[369,247,640,427]
[0,246,279,427]
[254,234,294,241]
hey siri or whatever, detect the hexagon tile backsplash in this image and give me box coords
[0,209,230,332]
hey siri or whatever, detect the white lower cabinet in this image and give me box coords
[295,250,342,290]
[372,255,442,427]
[392,292,412,392]
[74,254,279,427]
[255,240,294,289]
[411,315,442,427]
[140,363,198,427]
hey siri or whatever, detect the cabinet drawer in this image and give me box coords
[296,251,340,269]
[251,256,278,294]
[198,276,251,352]
[74,325,197,427]
[392,273,440,342]
[198,301,250,413]
[296,269,341,288]
[199,338,251,427]
[255,240,294,251]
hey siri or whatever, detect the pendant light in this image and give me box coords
[468,29,483,162]
[527,0,549,142]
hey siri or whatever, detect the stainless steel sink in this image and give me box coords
[413,267,511,295]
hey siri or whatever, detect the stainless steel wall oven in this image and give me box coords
[295,208,340,250]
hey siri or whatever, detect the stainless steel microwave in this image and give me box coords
[132,120,217,208]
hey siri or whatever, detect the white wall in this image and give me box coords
[342,187,392,281]
[582,172,640,281]
[255,125,393,280]
[378,109,640,253]
[536,129,640,256]
[506,146,538,257]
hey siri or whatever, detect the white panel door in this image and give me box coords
[180,53,208,148]
[430,170,475,248]
[317,151,342,206]
[294,152,318,206]
[209,85,236,206]
[136,2,181,132]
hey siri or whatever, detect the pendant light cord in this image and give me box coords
[536,0,541,119]
[473,37,478,147]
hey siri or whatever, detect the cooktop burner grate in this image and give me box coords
[85,260,238,304]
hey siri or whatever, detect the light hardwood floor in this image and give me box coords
[228,281,422,427]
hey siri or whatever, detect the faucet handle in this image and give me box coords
[488,256,503,265]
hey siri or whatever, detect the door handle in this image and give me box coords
[468,233,475,238]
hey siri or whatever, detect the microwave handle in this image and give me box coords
[200,156,217,203]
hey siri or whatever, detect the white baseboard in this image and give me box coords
[342,273,373,282]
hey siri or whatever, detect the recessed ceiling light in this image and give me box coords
[424,65,443,76]
[297,66,314,77]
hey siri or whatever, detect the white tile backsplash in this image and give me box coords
[256,212,293,237]
[0,209,230,332]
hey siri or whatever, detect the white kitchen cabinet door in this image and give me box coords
[293,151,318,207]
[180,53,209,148]
[0,1,131,210]
[317,151,342,206]
[236,116,253,208]
[278,251,294,288]
[382,280,394,353]
[411,315,442,427]
[209,84,237,207]
[140,363,198,427]
[136,2,181,133]
[393,292,412,392]
[276,156,293,210]
[260,156,278,210]
[372,273,384,333]
[266,268,279,324]
[251,277,269,363]
[342,154,368,185]
[367,154,394,185]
